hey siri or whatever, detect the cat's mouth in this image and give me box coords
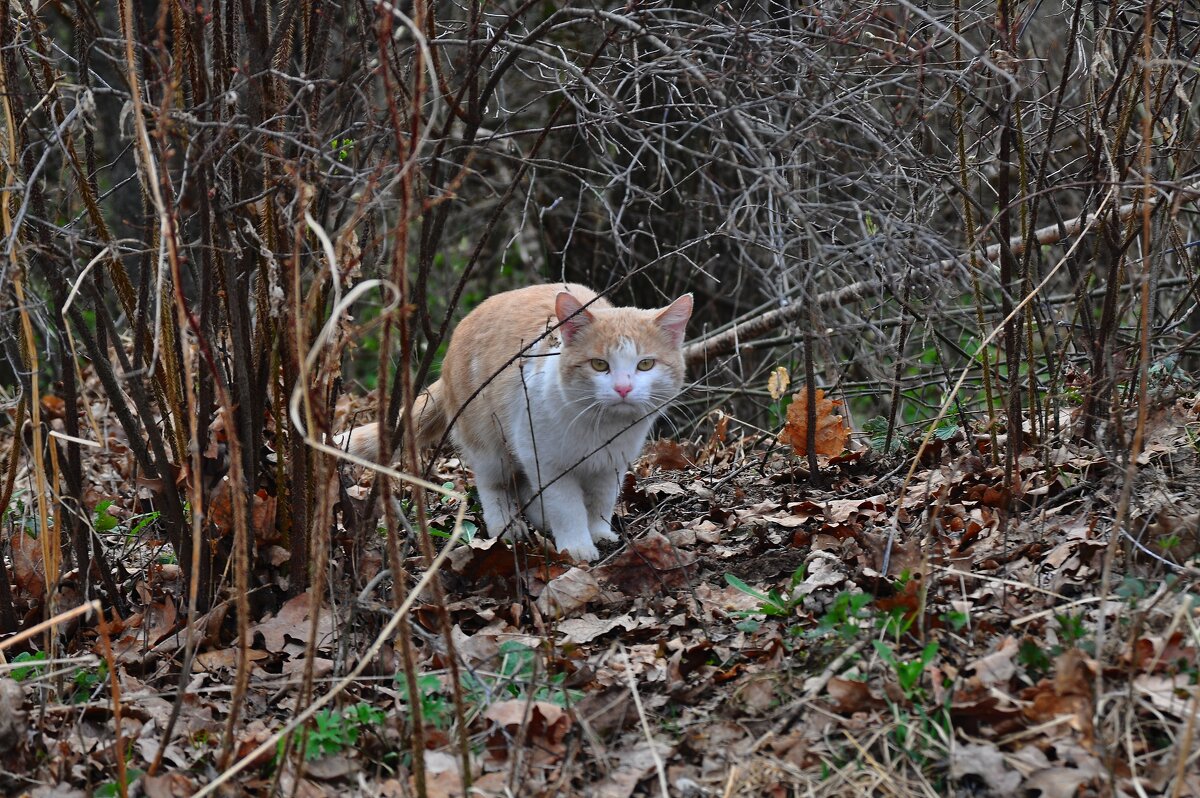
[601,395,651,416]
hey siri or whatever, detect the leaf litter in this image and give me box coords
[1,391,1200,797]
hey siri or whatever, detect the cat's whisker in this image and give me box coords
[567,400,605,430]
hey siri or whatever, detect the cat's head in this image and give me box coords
[554,291,692,418]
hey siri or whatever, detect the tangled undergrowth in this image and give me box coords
[2,382,1198,797]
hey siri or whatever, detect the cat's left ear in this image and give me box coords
[556,292,595,344]
[654,294,693,347]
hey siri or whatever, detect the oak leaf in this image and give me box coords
[779,388,849,456]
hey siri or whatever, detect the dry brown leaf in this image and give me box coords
[778,387,849,456]
[534,566,600,618]
[141,773,196,798]
[1021,767,1098,798]
[250,591,334,654]
[193,648,269,671]
[10,529,44,599]
[1130,631,1200,673]
[484,700,571,759]
[0,680,26,755]
[965,636,1019,689]
[251,489,279,545]
[642,439,693,471]
[40,394,66,420]
[1021,648,1095,745]
[736,675,780,715]
[1133,674,1200,721]
[949,743,1021,793]
[556,613,637,645]
[825,677,884,714]
[594,532,697,595]
[590,743,666,798]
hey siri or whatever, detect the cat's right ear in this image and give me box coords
[555,292,594,344]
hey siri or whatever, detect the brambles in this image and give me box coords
[2,0,1199,794]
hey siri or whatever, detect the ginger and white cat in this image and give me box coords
[340,283,692,561]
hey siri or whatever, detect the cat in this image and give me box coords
[339,283,692,561]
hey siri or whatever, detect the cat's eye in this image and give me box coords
[590,358,609,372]
[637,358,656,371]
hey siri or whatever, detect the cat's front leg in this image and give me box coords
[516,475,547,531]
[582,468,621,545]
[470,455,528,540]
[537,475,599,561]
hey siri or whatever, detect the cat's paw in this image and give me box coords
[497,516,530,541]
[588,521,619,544]
[553,530,600,562]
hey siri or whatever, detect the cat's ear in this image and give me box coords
[654,294,693,346]
[556,291,594,344]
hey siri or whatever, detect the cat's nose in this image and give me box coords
[614,382,632,398]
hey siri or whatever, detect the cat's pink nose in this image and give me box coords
[614,383,632,398]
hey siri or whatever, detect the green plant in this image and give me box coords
[96,500,161,549]
[811,590,874,641]
[286,702,386,762]
[7,651,47,681]
[1055,612,1088,648]
[428,519,477,543]
[397,673,454,729]
[1117,575,1151,603]
[94,500,119,534]
[1018,639,1052,678]
[724,565,808,621]
[330,137,355,161]
[95,768,143,798]
[873,640,938,701]
[70,660,108,703]
[393,643,581,735]
[886,698,953,770]
[128,511,161,538]
[461,640,582,708]
[939,610,969,631]
[870,636,952,772]
[766,365,793,429]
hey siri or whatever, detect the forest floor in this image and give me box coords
[2,392,1200,797]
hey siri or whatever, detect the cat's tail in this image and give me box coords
[334,380,448,465]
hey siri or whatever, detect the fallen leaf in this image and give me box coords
[590,743,669,798]
[778,387,849,456]
[141,773,196,798]
[556,613,636,645]
[536,567,601,618]
[595,533,697,595]
[193,648,269,671]
[736,675,779,715]
[0,680,27,754]
[825,677,883,714]
[484,700,571,759]
[1021,766,1097,798]
[949,743,1020,793]
[250,591,335,654]
[642,439,693,471]
[10,529,44,599]
[40,394,66,420]
[965,636,1019,689]
[1132,674,1200,721]
[1021,648,1095,745]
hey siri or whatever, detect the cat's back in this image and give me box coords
[450,282,607,358]
[439,283,610,427]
